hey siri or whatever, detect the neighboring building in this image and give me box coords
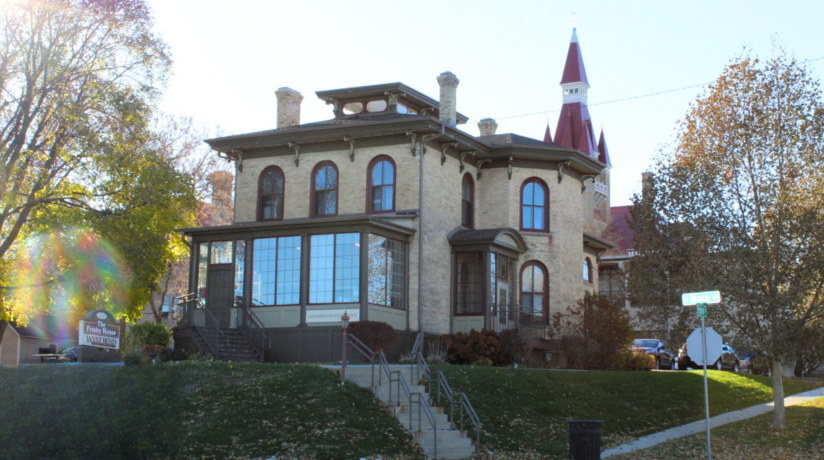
[176,28,617,362]
[0,315,78,366]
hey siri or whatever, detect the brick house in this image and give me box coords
[174,28,616,362]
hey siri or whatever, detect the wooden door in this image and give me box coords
[207,267,234,328]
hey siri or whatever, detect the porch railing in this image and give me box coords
[410,333,482,458]
[175,293,228,358]
[235,301,268,360]
[346,333,442,459]
[489,304,552,340]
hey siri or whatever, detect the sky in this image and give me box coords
[145,0,824,206]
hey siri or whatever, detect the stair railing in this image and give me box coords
[175,294,228,359]
[235,302,268,360]
[346,333,440,459]
[411,332,482,458]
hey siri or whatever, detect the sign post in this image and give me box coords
[682,291,721,460]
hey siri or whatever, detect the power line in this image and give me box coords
[470,55,824,124]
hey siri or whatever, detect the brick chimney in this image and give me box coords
[275,87,303,129]
[478,118,498,137]
[436,72,459,126]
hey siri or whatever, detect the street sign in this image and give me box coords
[687,327,723,366]
[682,291,721,306]
[696,304,708,317]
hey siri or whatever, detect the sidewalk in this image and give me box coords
[601,386,824,458]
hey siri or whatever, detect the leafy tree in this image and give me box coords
[628,46,824,428]
[0,1,200,334]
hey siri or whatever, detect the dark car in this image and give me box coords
[740,351,772,376]
[632,339,675,370]
[59,346,81,362]
[677,342,740,371]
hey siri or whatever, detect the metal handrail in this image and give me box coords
[346,333,441,459]
[175,294,228,358]
[235,302,268,360]
[412,332,482,457]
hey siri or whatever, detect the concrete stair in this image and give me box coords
[192,328,263,363]
[332,365,477,459]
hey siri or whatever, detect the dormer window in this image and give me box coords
[342,102,363,115]
[342,100,390,115]
[396,103,418,115]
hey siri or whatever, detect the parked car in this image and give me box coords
[631,339,675,370]
[740,351,772,376]
[676,342,740,371]
[59,346,81,362]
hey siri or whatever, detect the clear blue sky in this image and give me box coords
[146,0,823,206]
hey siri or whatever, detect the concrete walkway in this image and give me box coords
[601,386,824,458]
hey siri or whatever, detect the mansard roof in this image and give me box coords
[554,102,599,157]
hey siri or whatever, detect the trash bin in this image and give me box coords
[566,420,603,460]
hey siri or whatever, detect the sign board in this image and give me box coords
[306,309,360,324]
[682,291,721,306]
[79,309,121,350]
[686,327,723,366]
[696,304,708,317]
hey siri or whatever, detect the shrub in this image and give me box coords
[616,350,655,371]
[424,336,450,364]
[471,356,493,366]
[444,328,503,365]
[348,321,398,354]
[498,329,529,366]
[128,322,172,348]
[124,350,148,367]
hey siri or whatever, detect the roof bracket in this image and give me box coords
[441,142,458,165]
[343,136,356,162]
[231,149,243,173]
[477,159,493,180]
[421,107,435,117]
[384,92,406,112]
[581,174,597,192]
[460,150,476,173]
[406,131,417,156]
[420,134,437,156]
[557,160,571,183]
[289,142,301,166]
[326,97,341,117]
[508,155,513,180]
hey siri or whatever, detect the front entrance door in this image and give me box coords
[207,267,234,328]
[495,281,512,331]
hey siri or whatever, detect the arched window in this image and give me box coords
[257,166,284,222]
[311,161,338,217]
[583,257,593,283]
[461,173,474,228]
[520,261,548,320]
[367,156,395,213]
[521,178,548,231]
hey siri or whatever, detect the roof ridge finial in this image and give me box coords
[570,11,579,44]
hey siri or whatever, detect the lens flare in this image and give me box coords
[11,228,132,324]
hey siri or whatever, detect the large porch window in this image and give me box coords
[252,236,301,306]
[367,234,405,309]
[309,233,360,304]
[455,252,484,315]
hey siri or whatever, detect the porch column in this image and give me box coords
[298,234,309,327]
[483,252,492,330]
[359,232,369,322]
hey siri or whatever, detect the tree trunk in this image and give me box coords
[771,358,786,428]
[0,321,6,344]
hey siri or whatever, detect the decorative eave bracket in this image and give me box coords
[406,131,417,156]
[477,159,493,180]
[289,142,301,166]
[557,160,571,183]
[384,92,406,112]
[217,148,244,172]
[441,142,458,165]
[420,134,437,156]
[343,136,356,162]
[459,151,476,173]
[508,155,513,180]
[326,97,341,117]
[581,174,597,192]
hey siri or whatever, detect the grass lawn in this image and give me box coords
[0,362,422,460]
[434,366,823,459]
[608,395,824,459]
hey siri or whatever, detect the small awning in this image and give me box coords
[448,227,528,257]
[583,232,617,254]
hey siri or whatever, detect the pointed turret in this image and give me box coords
[597,128,612,166]
[543,123,553,143]
[554,28,598,157]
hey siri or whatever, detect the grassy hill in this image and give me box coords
[0,362,422,460]
[435,366,822,459]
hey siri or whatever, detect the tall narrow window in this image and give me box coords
[312,162,338,216]
[234,240,245,307]
[455,252,484,315]
[197,243,208,306]
[368,156,395,213]
[521,178,549,231]
[367,234,406,309]
[461,173,474,228]
[583,257,593,283]
[520,261,548,319]
[309,233,360,304]
[258,166,284,221]
[252,236,301,306]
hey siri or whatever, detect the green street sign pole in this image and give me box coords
[698,303,712,460]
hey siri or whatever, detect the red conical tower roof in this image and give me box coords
[560,28,589,85]
[597,128,612,166]
[543,123,553,143]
